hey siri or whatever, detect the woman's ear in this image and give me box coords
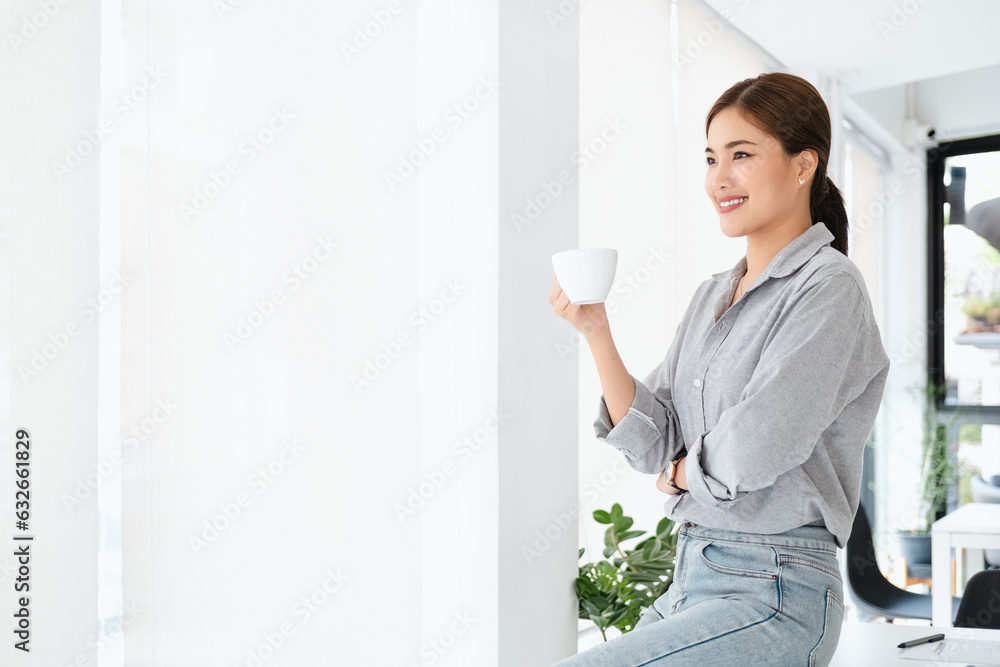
[797,149,819,182]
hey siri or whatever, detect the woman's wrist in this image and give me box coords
[674,455,688,491]
[656,468,679,495]
[584,321,612,346]
[656,456,688,495]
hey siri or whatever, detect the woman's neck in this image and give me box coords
[743,220,813,283]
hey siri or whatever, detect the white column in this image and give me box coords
[498,1,580,664]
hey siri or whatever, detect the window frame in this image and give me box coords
[928,132,1000,421]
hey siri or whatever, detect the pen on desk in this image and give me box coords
[897,633,945,649]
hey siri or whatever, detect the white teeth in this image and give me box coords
[720,197,747,208]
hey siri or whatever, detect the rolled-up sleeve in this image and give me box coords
[683,271,890,509]
[593,336,686,475]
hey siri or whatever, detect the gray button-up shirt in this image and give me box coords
[594,222,890,547]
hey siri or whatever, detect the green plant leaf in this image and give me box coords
[605,606,630,626]
[582,600,605,618]
[614,516,634,532]
[617,529,645,542]
[578,503,680,638]
[656,518,674,540]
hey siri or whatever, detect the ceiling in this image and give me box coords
[698,0,1000,94]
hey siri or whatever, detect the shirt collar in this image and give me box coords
[711,223,835,287]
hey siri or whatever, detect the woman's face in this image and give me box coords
[704,107,807,239]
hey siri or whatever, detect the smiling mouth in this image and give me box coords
[720,197,748,209]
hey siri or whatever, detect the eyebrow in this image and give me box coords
[705,140,757,154]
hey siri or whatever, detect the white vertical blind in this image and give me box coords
[1,0,102,663]
[415,2,499,666]
[5,1,582,663]
[117,1,511,665]
[120,1,429,663]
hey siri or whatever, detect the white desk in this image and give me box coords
[932,503,1000,626]
[831,622,1000,666]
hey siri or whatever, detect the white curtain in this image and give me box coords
[116,1,522,666]
[1,1,102,663]
[7,1,583,664]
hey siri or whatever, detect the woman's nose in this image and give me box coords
[711,161,732,189]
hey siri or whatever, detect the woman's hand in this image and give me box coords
[549,273,610,341]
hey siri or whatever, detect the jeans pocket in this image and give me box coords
[696,539,781,615]
[808,587,845,667]
[699,540,780,580]
[778,551,842,582]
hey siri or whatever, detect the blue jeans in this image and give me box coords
[553,522,845,666]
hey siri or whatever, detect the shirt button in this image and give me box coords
[693,378,701,388]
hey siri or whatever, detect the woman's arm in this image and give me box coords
[587,326,634,428]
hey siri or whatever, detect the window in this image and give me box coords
[929,134,1000,415]
[929,133,1000,498]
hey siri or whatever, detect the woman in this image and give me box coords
[548,72,890,666]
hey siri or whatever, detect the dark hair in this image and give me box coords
[705,72,849,256]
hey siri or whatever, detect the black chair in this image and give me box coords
[954,570,1000,629]
[845,502,961,622]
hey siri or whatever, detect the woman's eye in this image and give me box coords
[706,152,750,166]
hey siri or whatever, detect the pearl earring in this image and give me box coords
[798,179,805,184]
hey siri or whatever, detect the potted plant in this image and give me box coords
[576,504,678,641]
[960,292,1000,333]
[896,381,964,569]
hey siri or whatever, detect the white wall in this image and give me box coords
[853,64,1000,144]
[917,64,1000,140]
[872,147,931,540]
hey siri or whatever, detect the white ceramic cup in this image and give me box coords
[551,248,618,305]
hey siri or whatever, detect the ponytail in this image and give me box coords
[810,174,849,256]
